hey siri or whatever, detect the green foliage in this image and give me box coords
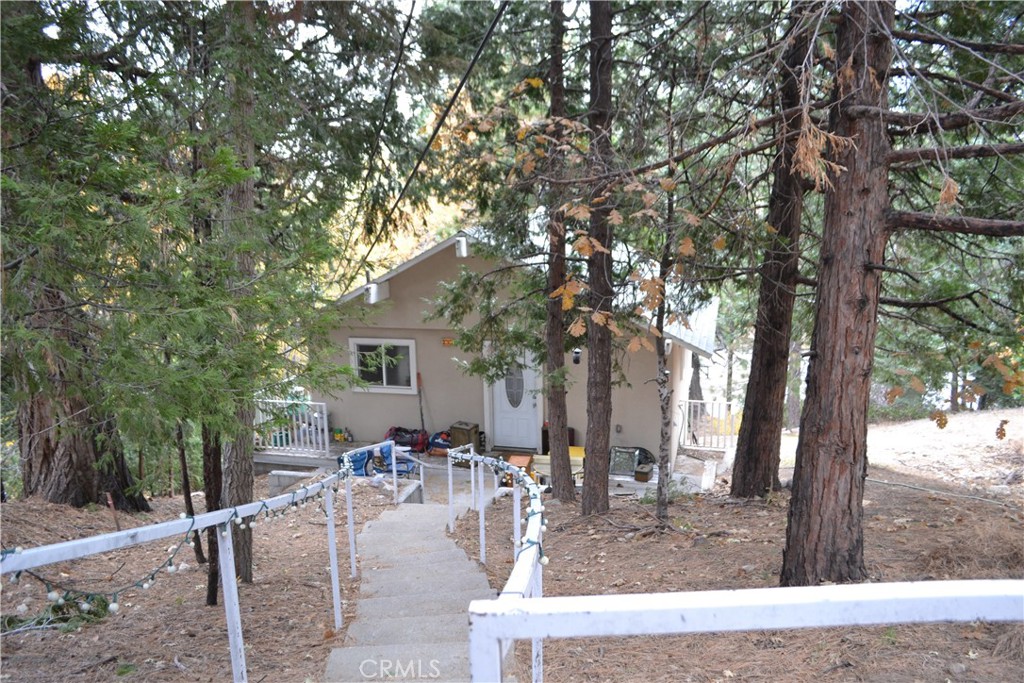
[1,1,429,504]
[1,594,113,634]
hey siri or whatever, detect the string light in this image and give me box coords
[3,456,358,625]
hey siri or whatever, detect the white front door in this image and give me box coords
[491,361,540,450]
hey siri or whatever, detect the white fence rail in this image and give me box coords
[0,441,403,683]
[254,399,330,458]
[446,446,548,679]
[680,399,738,450]
[468,579,1023,682]
[454,444,1024,682]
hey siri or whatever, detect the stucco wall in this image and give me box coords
[313,239,698,466]
[315,244,491,441]
[558,343,690,460]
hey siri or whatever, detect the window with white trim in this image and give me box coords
[349,338,416,394]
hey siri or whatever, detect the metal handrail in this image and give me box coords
[1,453,365,683]
[446,446,548,678]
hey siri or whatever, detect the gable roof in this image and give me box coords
[662,298,718,358]
[339,232,473,305]
[345,231,718,357]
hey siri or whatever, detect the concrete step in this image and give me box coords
[358,527,457,543]
[325,500,490,683]
[368,507,449,523]
[354,587,496,620]
[372,502,449,519]
[325,642,468,683]
[357,547,473,568]
[345,612,468,646]
[359,567,490,598]
[358,537,460,559]
[359,557,480,577]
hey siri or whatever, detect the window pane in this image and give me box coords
[384,345,412,387]
[356,345,383,384]
[505,366,524,408]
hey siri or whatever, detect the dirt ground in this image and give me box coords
[0,476,396,682]
[0,408,1022,683]
[453,408,1024,683]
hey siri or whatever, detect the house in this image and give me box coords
[312,233,718,473]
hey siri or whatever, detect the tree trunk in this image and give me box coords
[18,373,99,508]
[655,72,679,522]
[202,422,222,606]
[688,353,704,402]
[581,0,615,517]
[545,0,575,503]
[95,418,151,513]
[781,0,894,587]
[177,420,206,564]
[731,1,811,498]
[10,11,147,514]
[949,368,959,412]
[223,404,255,583]
[221,0,258,584]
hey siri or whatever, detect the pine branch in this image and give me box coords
[879,290,981,309]
[891,29,1024,56]
[886,210,1024,237]
[887,67,1019,103]
[846,100,1024,135]
[888,142,1024,165]
[536,102,828,187]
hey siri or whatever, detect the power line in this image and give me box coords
[358,0,510,269]
[356,0,417,233]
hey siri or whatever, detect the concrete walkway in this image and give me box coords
[324,501,495,683]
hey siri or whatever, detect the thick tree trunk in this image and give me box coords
[731,1,811,498]
[19,377,98,508]
[223,404,255,583]
[545,0,575,503]
[221,0,258,584]
[581,0,615,516]
[9,10,147,514]
[781,1,894,587]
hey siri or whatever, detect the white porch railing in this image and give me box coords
[451,447,1024,682]
[254,399,329,458]
[0,441,404,683]
[680,399,739,450]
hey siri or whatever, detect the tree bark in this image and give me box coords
[781,0,895,587]
[581,0,615,516]
[731,1,811,498]
[545,0,575,503]
[10,32,147,513]
[655,71,679,523]
[202,422,222,606]
[177,420,206,564]
[221,0,258,584]
[886,211,1024,237]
